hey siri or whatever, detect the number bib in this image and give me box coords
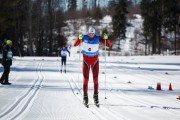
[61,50,67,56]
[7,50,13,59]
[81,35,99,56]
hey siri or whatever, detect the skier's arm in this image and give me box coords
[67,49,70,56]
[99,36,112,47]
[2,46,8,65]
[74,34,83,47]
[59,50,61,57]
[2,46,8,60]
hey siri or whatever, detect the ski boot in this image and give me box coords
[93,93,99,107]
[0,80,3,85]
[83,94,89,108]
[2,82,12,85]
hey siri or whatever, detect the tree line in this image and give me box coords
[112,0,180,55]
[0,0,108,56]
[0,0,69,56]
[140,0,180,55]
[0,0,180,56]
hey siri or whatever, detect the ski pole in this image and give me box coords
[105,39,107,99]
[104,33,108,99]
[78,34,82,93]
[78,42,81,61]
[78,34,83,61]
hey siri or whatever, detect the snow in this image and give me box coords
[100,15,112,24]
[0,55,180,120]
[63,14,145,55]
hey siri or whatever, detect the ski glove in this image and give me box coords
[103,33,108,40]
[78,34,83,40]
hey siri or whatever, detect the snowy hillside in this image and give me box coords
[63,14,146,56]
[0,55,180,120]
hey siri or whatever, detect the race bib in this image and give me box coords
[82,42,99,56]
[61,50,67,56]
[7,50,13,59]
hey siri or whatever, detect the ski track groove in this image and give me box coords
[123,63,180,87]
[108,62,180,92]
[57,62,107,120]
[56,61,125,120]
[102,63,180,116]
[63,73,113,120]
[100,77,180,118]
[1,58,179,119]
[129,73,180,114]
[67,73,126,120]
[0,61,45,120]
[109,62,180,87]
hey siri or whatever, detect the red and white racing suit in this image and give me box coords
[74,35,112,95]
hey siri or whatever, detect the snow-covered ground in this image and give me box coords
[0,55,180,120]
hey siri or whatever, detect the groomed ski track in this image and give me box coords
[0,56,180,120]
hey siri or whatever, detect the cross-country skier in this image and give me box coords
[74,26,112,107]
[58,46,70,73]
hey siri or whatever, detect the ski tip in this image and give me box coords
[96,104,100,108]
[85,105,89,108]
[84,103,89,108]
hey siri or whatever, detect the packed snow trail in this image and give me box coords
[0,56,180,120]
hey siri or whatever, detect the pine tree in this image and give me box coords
[112,0,128,49]
[0,0,20,38]
[163,0,180,55]
[140,0,151,55]
[0,0,28,56]
[141,0,180,55]
[140,0,163,54]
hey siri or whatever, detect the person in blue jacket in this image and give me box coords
[59,46,70,73]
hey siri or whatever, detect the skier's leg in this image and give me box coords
[83,93,88,106]
[83,60,90,105]
[92,59,99,94]
[92,60,99,104]
[82,60,90,95]
[4,65,10,83]
[0,65,8,83]
[61,58,63,72]
[1,64,10,84]
[64,57,66,73]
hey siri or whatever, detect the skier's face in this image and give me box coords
[8,43,13,47]
[88,33,95,38]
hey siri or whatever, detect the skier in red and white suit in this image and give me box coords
[74,26,112,105]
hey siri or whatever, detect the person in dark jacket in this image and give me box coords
[0,40,13,85]
[58,46,70,73]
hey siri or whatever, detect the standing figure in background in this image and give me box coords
[73,26,112,107]
[59,46,70,73]
[0,40,13,85]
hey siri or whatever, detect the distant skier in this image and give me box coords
[74,26,112,107]
[58,46,70,73]
[0,40,13,85]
